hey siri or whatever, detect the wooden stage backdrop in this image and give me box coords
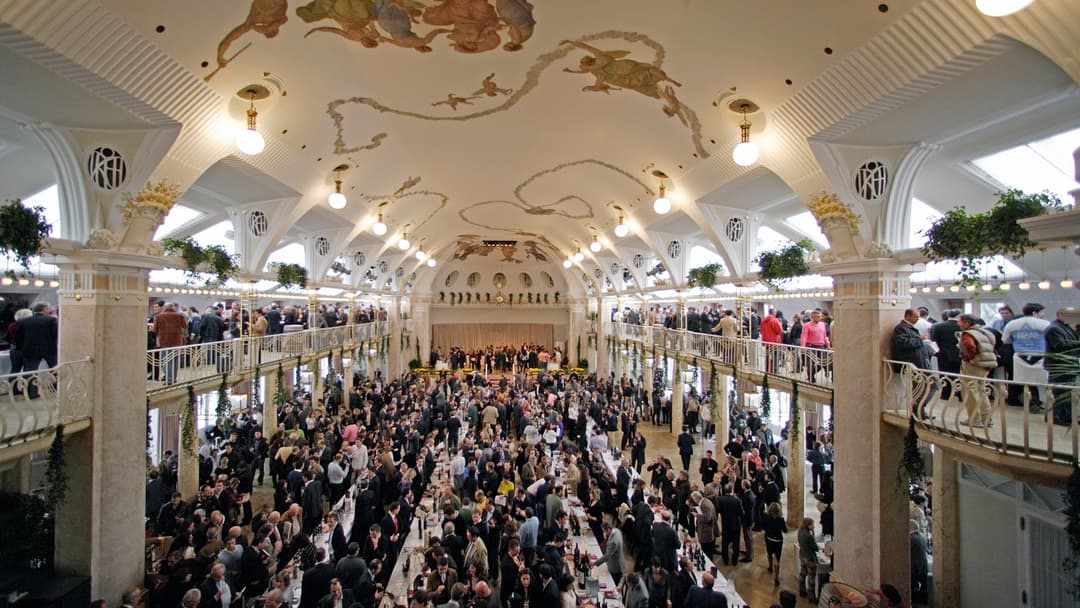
[432,323,555,352]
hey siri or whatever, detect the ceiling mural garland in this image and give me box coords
[458,159,653,232]
[324,30,707,157]
[355,176,449,233]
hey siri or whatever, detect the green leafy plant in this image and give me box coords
[273,262,308,288]
[160,237,238,284]
[274,363,289,408]
[408,358,422,370]
[182,386,197,457]
[899,416,926,488]
[216,374,229,419]
[760,374,771,419]
[252,367,261,407]
[0,199,51,272]
[0,492,53,570]
[687,262,723,288]
[577,358,589,369]
[45,425,68,511]
[790,382,800,440]
[922,189,1062,286]
[710,361,719,430]
[1064,464,1080,597]
[755,239,814,288]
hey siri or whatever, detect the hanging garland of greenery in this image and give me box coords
[295,356,302,387]
[577,335,582,363]
[632,343,639,376]
[1064,465,1080,597]
[760,374,771,419]
[687,262,723,288]
[0,199,52,273]
[274,364,289,408]
[216,374,229,419]
[146,403,153,463]
[827,397,835,441]
[252,366,261,407]
[44,424,68,511]
[790,382,801,443]
[899,416,926,488]
[754,239,814,289]
[709,361,719,432]
[272,262,308,288]
[182,386,196,458]
[160,237,239,285]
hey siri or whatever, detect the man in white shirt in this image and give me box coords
[1002,302,1051,411]
[449,450,466,493]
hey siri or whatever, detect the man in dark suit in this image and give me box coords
[671,556,697,608]
[265,304,283,335]
[931,310,962,397]
[317,578,356,608]
[299,548,335,608]
[715,484,744,566]
[891,309,930,369]
[425,557,457,605]
[335,542,369,593]
[651,512,680,574]
[327,512,348,563]
[14,302,57,393]
[198,563,238,608]
[301,471,323,535]
[684,572,728,608]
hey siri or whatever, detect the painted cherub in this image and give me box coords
[560,39,682,98]
[298,0,448,52]
[474,73,513,97]
[207,0,289,81]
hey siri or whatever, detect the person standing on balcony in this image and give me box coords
[1045,307,1080,426]
[153,302,188,385]
[761,309,784,374]
[931,310,962,399]
[800,310,830,382]
[1002,302,1050,413]
[957,314,997,428]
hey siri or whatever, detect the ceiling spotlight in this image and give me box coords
[589,233,602,253]
[573,249,585,263]
[235,88,266,156]
[328,164,348,209]
[563,258,573,269]
[653,176,671,214]
[426,257,437,268]
[731,102,759,167]
[372,201,388,236]
[975,0,1034,17]
[612,205,629,237]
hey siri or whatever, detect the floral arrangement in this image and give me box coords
[120,179,182,221]
[806,191,861,234]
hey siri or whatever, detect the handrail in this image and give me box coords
[606,321,834,388]
[146,322,387,390]
[883,359,1078,465]
[0,357,94,443]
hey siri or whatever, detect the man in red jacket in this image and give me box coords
[761,308,784,373]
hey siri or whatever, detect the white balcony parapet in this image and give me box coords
[0,357,94,445]
[883,359,1078,466]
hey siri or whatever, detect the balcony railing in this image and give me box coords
[0,358,94,444]
[146,322,386,392]
[883,359,1079,465]
[607,322,834,387]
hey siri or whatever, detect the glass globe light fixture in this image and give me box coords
[563,258,573,269]
[975,0,1034,17]
[426,257,437,268]
[328,176,347,209]
[589,234,602,252]
[731,103,759,167]
[235,89,265,155]
[653,181,671,214]
[573,249,584,263]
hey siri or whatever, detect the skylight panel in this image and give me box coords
[191,220,235,254]
[688,245,725,270]
[754,226,789,257]
[263,242,305,272]
[154,204,203,240]
[23,184,61,238]
[971,126,1080,204]
[908,198,942,249]
[784,211,829,249]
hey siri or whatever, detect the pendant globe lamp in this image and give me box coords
[328,164,349,209]
[372,202,389,236]
[235,87,266,156]
[731,102,759,167]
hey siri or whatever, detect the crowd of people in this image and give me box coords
[430,345,566,374]
[128,356,853,608]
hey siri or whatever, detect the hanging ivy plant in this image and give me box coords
[216,374,229,419]
[295,356,302,388]
[274,364,289,408]
[754,239,814,289]
[760,374,771,419]
[252,367,261,407]
[0,199,52,273]
[687,262,723,288]
[709,361,719,432]
[146,403,153,464]
[273,262,308,289]
[45,424,68,511]
[160,237,238,285]
[1064,465,1080,597]
[898,416,926,488]
[921,189,1062,286]
[182,386,196,457]
[827,397,835,442]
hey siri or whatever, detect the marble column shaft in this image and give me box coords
[932,449,960,608]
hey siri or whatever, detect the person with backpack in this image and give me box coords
[958,314,998,428]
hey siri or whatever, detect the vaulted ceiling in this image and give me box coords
[1,0,1078,298]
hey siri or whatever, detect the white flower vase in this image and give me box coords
[820,216,862,261]
[119,203,168,253]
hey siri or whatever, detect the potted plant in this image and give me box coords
[160,237,239,285]
[806,191,862,260]
[687,262,723,288]
[754,239,814,288]
[273,262,308,288]
[0,199,52,273]
[922,189,1062,286]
